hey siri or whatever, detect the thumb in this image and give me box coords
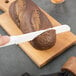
[0,36,10,46]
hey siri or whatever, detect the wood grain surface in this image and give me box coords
[0,0,76,68]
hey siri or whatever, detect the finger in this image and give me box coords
[0,36,10,46]
[0,34,2,38]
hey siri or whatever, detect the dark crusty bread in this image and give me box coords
[9,0,56,50]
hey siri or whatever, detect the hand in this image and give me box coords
[0,35,10,46]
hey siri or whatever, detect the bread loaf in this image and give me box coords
[9,0,56,50]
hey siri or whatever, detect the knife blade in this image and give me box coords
[0,25,70,48]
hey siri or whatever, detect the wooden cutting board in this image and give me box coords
[0,0,76,68]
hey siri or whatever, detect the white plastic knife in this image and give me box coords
[0,25,71,48]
